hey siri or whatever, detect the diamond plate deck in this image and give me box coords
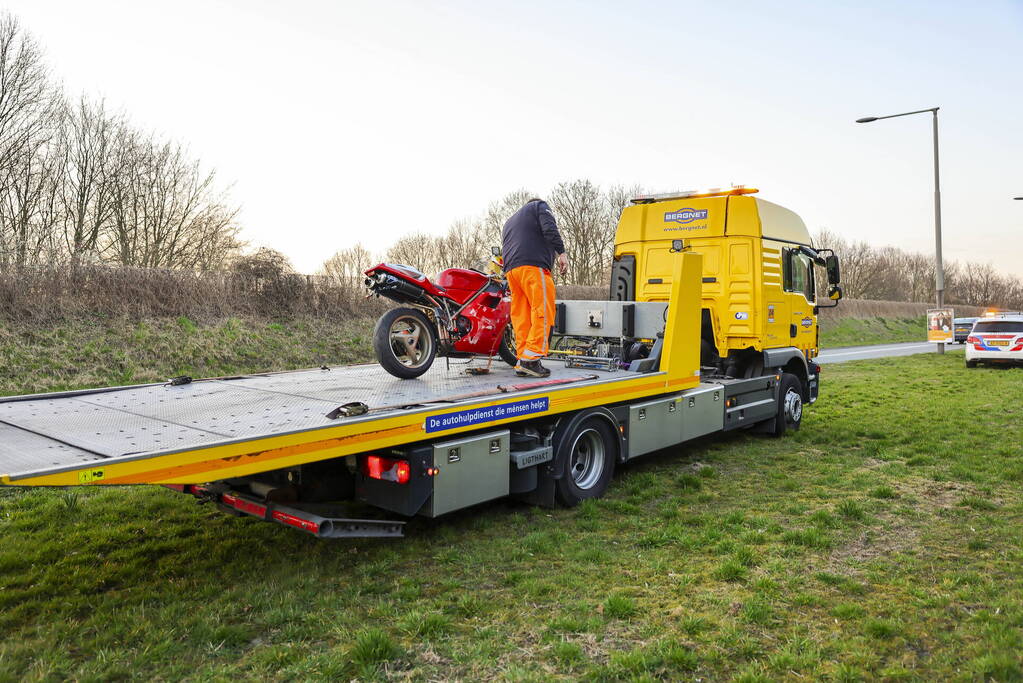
[0,423,104,472]
[0,360,611,480]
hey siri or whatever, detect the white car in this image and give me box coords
[965,314,1023,368]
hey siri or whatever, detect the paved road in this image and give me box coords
[817,341,962,364]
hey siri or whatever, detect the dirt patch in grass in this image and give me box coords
[826,476,992,571]
[829,520,921,569]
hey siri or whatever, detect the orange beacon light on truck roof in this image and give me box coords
[630,185,759,204]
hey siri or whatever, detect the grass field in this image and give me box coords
[1,317,1021,681]
[819,316,926,348]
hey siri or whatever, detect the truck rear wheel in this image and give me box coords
[554,416,618,506]
[769,373,803,437]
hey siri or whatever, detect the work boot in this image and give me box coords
[516,360,550,378]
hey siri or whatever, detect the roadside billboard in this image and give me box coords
[927,308,954,343]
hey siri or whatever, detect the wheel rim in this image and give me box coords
[783,388,802,424]
[388,315,432,368]
[569,428,605,490]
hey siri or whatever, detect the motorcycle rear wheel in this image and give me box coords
[373,307,437,379]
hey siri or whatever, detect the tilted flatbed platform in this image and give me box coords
[0,360,685,487]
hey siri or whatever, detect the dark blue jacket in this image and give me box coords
[501,200,565,272]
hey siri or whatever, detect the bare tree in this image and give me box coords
[0,108,62,266]
[605,184,643,226]
[813,228,1023,310]
[0,13,61,267]
[0,13,242,272]
[386,232,441,274]
[0,13,50,174]
[548,179,608,286]
[322,242,375,287]
[102,131,240,269]
[57,96,121,261]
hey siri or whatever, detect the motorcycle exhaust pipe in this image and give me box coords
[366,272,432,306]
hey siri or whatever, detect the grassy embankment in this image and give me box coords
[0,316,376,396]
[1,316,1021,681]
[819,316,926,348]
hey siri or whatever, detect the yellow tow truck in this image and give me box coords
[0,186,841,538]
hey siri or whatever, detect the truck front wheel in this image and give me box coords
[554,417,618,506]
[770,373,803,437]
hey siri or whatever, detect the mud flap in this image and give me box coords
[511,465,558,508]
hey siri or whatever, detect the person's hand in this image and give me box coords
[556,252,569,276]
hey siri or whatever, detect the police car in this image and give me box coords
[965,313,1023,368]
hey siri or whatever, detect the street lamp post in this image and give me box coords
[856,107,945,354]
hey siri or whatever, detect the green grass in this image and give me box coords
[1,320,1022,680]
[820,315,926,347]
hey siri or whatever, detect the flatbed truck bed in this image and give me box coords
[0,361,638,487]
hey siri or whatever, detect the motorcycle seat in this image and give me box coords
[389,264,428,281]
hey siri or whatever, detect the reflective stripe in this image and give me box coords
[521,349,542,359]
[539,267,549,355]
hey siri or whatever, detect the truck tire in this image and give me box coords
[373,307,437,379]
[498,324,517,367]
[554,416,618,506]
[769,373,803,437]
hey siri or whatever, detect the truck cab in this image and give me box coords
[611,186,842,400]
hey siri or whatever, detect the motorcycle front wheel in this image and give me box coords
[498,323,518,367]
[373,307,437,379]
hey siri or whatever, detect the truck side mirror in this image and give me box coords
[825,254,841,284]
[491,246,501,256]
[828,284,843,301]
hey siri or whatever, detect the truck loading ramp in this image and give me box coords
[0,361,611,485]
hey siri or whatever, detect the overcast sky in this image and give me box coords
[7,0,1022,277]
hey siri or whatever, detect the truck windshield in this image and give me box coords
[974,321,1023,333]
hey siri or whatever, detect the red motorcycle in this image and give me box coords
[364,252,517,378]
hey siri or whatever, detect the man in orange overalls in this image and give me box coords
[501,199,569,378]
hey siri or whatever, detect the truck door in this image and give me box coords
[782,248,816,351]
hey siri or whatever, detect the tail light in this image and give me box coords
[362,455,411,484]
[967,336,979,344]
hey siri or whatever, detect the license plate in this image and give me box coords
[989,340,1009,346]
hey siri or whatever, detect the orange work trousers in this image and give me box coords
[506,265,556,362]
